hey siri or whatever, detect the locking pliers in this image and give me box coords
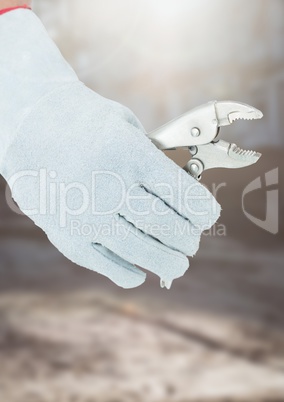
[148,101,263,180]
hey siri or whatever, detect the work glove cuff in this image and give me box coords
[0,9,78,163]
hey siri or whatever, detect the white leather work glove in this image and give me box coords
[0,9,221,288]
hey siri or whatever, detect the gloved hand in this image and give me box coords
[0,9,220,288]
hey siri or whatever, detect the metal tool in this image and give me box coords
[148,101,263,180]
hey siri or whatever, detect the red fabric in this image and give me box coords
[0,5,31,15]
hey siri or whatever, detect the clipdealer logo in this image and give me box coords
[242,168,279,234]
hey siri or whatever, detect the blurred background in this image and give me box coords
[0,0,283,401]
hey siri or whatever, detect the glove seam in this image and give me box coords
[117,213,187,261]
[140,183,197,228]
[92,242,145,277]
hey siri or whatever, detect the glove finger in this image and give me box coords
[90,243,146,288]
[120,184,201,256]
[93,214,189,283]
[45,230,146,289]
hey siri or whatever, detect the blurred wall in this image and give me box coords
[34,0,284,148]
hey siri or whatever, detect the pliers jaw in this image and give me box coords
[215,101,263,126]
[149,100,263,180]
[186,140,262,180]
